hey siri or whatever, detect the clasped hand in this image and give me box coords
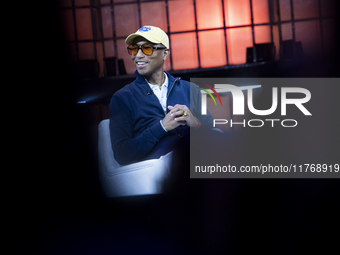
[161,104,199,131]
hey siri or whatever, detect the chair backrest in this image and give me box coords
[98,119,120,173]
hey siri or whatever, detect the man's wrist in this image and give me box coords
[160,120,168,132]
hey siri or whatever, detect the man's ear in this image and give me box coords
[163,49,170,61]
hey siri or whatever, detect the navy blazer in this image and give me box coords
[109,71,213,165]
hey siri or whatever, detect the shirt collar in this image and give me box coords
[146,72,168,89]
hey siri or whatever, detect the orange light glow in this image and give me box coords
[254,26,271,44]
[196,0,223,30]
[171,33,198,70]
[224,0,251,27]
[252,0,270,24]
[169,0,195,32]
[199,30,227,68]
[227,27,253,65]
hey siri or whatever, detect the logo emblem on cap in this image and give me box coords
[139,26,151,32]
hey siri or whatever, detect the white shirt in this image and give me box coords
[146,73,168,112]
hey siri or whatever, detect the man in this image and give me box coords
[109,25,213,165]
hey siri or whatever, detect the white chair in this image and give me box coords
[98,119,173,197]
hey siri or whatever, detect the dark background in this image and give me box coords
[23,1,340,254]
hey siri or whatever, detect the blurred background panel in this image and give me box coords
[58,0,339,77]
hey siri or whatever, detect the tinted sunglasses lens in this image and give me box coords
[128,46,138,55]
[141,45,153,55]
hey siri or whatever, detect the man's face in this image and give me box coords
[130,37,169,76]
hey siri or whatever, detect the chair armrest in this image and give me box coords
[100,151,173,197]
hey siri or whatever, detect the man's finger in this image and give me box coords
[174,115,187,121]
[175,119,187,125]
[170,109,184,117]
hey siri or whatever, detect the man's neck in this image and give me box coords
[144,70,165,86]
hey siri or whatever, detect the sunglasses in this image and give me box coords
[127,44,166,56]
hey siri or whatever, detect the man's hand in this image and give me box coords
[161,104,199,131]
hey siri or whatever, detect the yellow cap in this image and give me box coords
[125,26,169,49]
